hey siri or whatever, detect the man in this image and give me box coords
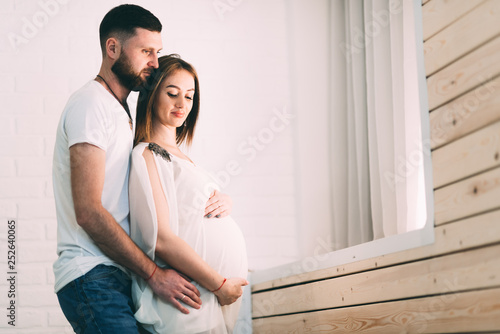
[52,5,201,333]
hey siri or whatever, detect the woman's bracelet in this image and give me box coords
[145,264,158,281]
[211,278,227,292]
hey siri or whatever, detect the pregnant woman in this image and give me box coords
[129,54,248,333]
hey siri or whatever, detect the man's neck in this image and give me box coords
[96,68,131,104]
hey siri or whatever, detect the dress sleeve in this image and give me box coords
[129,144,179,261]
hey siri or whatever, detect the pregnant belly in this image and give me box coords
[203,216,248,279]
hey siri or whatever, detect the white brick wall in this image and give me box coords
[0,0,297,331]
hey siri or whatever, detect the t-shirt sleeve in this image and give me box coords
[64,92,111,151]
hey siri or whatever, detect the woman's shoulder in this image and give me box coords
[147,142,171,162]
[132,142,171,162]
[132,142,149,157]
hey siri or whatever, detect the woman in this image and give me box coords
[129,54,248,333]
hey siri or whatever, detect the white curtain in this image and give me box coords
[331,0,426,250]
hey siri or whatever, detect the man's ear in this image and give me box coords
[105,37,121,60]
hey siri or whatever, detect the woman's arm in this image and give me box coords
[142,149,248,305]
[71,143,201,314]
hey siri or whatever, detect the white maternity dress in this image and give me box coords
[129,142,248,334]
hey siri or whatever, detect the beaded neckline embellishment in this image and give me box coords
[148,143,171,162]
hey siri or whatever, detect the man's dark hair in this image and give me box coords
[99,4,162,54]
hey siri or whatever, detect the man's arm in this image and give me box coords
[70,143,201,313]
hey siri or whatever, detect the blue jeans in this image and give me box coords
[57,264,141,334]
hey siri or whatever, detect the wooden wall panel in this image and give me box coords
[426,35,500,111]
[253,287,500,333]
[429,76,500,150]
[423,0,500,76]
[434,166,500,225]
[432,120,500,188]
[422,0,485,41]
[253,244,500,317]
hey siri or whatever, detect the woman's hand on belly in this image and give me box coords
[204,190,232,219]
[213,277,249,306]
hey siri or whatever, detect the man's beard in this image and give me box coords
[111,52,149,91]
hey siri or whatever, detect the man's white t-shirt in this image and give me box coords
[52,80,136,293]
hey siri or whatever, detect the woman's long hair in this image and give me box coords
[134,54,200,147]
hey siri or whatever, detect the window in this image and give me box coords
[252,0,434,284]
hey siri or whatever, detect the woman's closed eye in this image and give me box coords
[168,92,193,100]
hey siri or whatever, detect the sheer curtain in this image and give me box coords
[331,0,426,251]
